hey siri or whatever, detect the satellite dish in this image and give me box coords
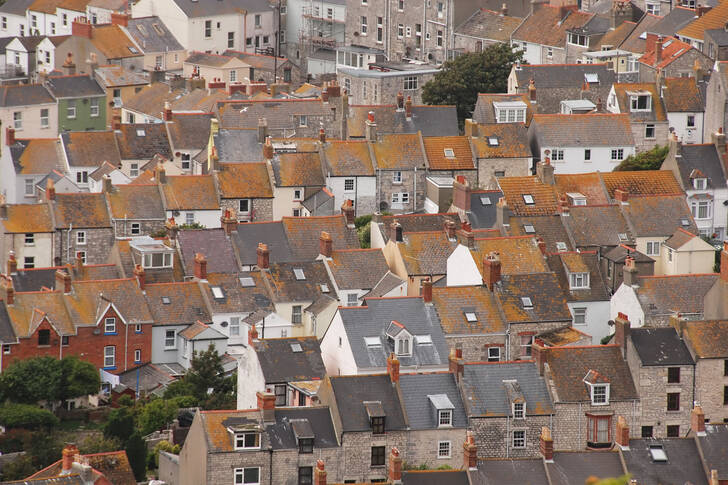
[220,321,229,328]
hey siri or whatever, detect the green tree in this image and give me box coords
[79,434,123,455]
[0,404,59,429]
[0,357,63,404]
[184,346,225,403]
[59,356,100,402]
[125,432,148,482]
[422,43,523,127]
[0,455,37,481]
[137,399,177,436]
[25,431,63,469]
[615,145,669,171]
[162,379,197,403]
[103,407,135,446]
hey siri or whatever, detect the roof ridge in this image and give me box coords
[639,273,718,279]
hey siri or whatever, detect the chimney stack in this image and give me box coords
[62,52,77,74]
[366,111,377,141]
[496,197,510,227]
[112,114,122,131]
[314,460,327,485]
[482,252,501,291]
[319,231,333,258]
[221,208,237,235]
[533,342,547,375]
[163,101,172,121]
[405,95,412,119]
[540,427,554,461]
[529,79,536,102]
[614,189,629,203]
[71,18,92,39]
[453,176,471,212]
[387,352,400,383]
[712,128,727,156]
[615,415,630,448]
[249,324,259,345]
[0,275,14,305]
[319,128,326,144]
[536,236,546,255]
[258,118,268,143]
[721,241,728,283]
[257,243,270,269]
[102,174,113,193]
[614,312,630,359]
[501,2,508,15]
[655,36,664,65]
[449,348,464,380]
[55,270,72,294]
[194,253,207,280]
[165,217,178,242]
[75,251,84,274]
[341,199,355,228]
[464,119,478,138]
[5,127,15,146]
[388,448,403,483]
[420,279,432,303]
[61,444,79,474]
[156,166,167,184]
[390,220,403,242]
[133,264,145,290]
[623,255,638,287]
[691,405,706,435]
[7,251,17,275]
[256,391,276,423]
[263,137,274,160]
[444,220,457,241]
[46,178,56,201]
[536,157,555,185]
[396,91,404,110]
[463,431,478,470]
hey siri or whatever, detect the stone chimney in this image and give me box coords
[712,128,726,156]
[341,199,355,228]
[396,91,404,111]
[257,243,270,269]
[165,217,178,242]
[6,251,17,274]
[46,178,56,201]
[614,312,630,359]
[75,251,84,275]
[614,189,629,203]
[387,352,400,383]
[314,460,327,485]
[163,101,172,122]
[5,127,15,146]
[540,427,554,461]
[319,231,333,258]
[533,342,548,375]
[258,118,268,143]
[449,348,464,380]
[388,447,403,483]
[110,12,129,26]
[464,119,479,138]
[623,255,638,287]
[596,97,603,112]
[55,270,72,294]
[694,58,704,84]
[248,324,258,345]
[221,208,237,235]
[421,279,432,303]
[194,253,207,280]
[536,236,546,255]
[61,443,79,474]
[501,2,508,15]
[112,114,122,131]
[444,220,457,241]
[482,252,501,291]
[463,431,477,470]
[390,220,403,243]
[452,176,471,212]
[319,128,326,144]
[263,137,274,160]
[691,405,706,435]
[156,166,167,184]
[496,197,510,227]
[536,157,555,185]
[405,95,413,119]
[133,264,145,291]
[365,111,377,141]
[102,174,113,193]
[721,241,728,283]
[529,78,536,102]
[256,391,276,423]
[0,275,14,305]
[615,415,630,448]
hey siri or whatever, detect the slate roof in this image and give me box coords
[202,272,273,315]
[663,77,703,112]
[635,274,717,318]
[473,459,550,485]
[0,0,36,16]
[322,140,375,176]
[629,327,694,366]
[217,163,273,198]
[126,17,184,53]
[682,319,728,358]
[497,176,559,216]
[327,249,389,290]
[199,409,263,452]
[379,213,459,242]
[214,129,263,162]
[403,470,470,485]
[697,424,728,479]
[255,337,325,383]
[621,195,697,237]
[266,407,339,450]
[462,361,554,416]
[470,123,532,159]
[272,152,325,187]
[612,83,666,122]
[474,93,533,125]
[468,190,503,229]
[219,99,332,131]
[620,14,663,54]
[543,345,638,402]
[61,131,121,168]
[328,373,407,432]
[498,272,573,323]
[673,143,727,190]
[531,113,634,147]
[177,229,238,275]
[513,63,615,90]
[1,203,54,233]
[664,227,699,249]
[398,372,467,429]
[622,438,709,485]
[231,222,293,265]
[346,105,459,138]
[603,244,653,263]
[455,8,522,42]
[431,285,505,335]
[170,0,272,17]
[166,113,214,150]
[337,297,448,370]
[45,74,104,98]
[651,6,696,37]
[547,451,625,485]
[0,301,17,344]
[223,50,291,70]
[185,51,243,67]
[0,84,54,107]
[115,124,172,160]
[549,251,610,303]
[263,260,335,304]
[105,184,165,220]
[507,215,573,254]
[512,4,592,48]
[161,175,219,210]
[52,193,111,228]
[144,281,212,325]
[371,133,427,170]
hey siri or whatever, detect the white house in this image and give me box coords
[87,0,126,25]
[0,0,32,38]
[285,0,346,65]
[321,140,378,217]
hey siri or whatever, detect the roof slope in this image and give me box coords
[329,374,406,432]
[531,113,634,146]
[636,274,718,317]
[255,337,325,382]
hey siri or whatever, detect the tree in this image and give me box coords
[185,346,225,402]
[137,399,177,436]
[59,356,100,402]
[103,407,135,446]
[79,434,122,455]
[0,357,63,404]
[125,432,148,482]
[0,455,37,481]
[0,404,59,430]
[615,145,669,171]
[422,43,523,127]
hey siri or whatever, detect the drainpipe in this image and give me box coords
[413,167,417,212]
[124,320,129,371]
[66,223,72,263]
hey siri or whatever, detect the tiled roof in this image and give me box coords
[7,291,74,337]
[61,131,121,167]
[471,236,549,275]
[594,20,635,50]
[371,133,426,169]
[424,136,475,170]
[11,138,62,175]
[126,16,184,53]
[636,274,718,317]
[664,227,697,249]
[223,49,289,70]
[455,8,522,42]
[677,0,728,40]
[202,272,273,315]
[507,215,572,254]
[662,77,703,112]
[185,51,241,67]
[619,14,662,54]
[219,99,333,131]
[161,175,219,210]
[346,105,459,138]
[28,0,63,14]
[0,84,54,107]
[29,450,136,485]
[537,325,591,347]
[45,74,104,98]
[255,337,325,383]
[472,93,533,125]
[105,184,165,220]
[621,194,697,237]
[683,320,728,358]
[640,37,694,69]
[144,281,211,325]
[217,163,273,198]
[601,171,683,199]
[549,251,610,303]
[512,4,592,48]
[91,24,142,59]
[612,83,666,122]
[115,123,172,160]
[64,278,153,325]
[379,213,459,242]
[531,113,634,146]
[52,193,111,228]
[397,231,458,275]
[470,123,531,159]
[263,260,334,303]
[322,141,375,176]
[497,176,559,216]
[544,345,638,401]
[177,229,239,276]
[230,221,293,264]
[273,152,324,187]
[498,272,572,323]
[282,215,360,259]
[1,203,54,233]
[554,172,610,205]
[200,409,262,453]
[327,248,389,290]
[431,285,505,334]
[166,112,214,150]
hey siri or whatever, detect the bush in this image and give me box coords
[0,454,36,481]
[103,406,135,446]
[125,432,148,481]
[357,223,371,249]
[150,440,181,469]
[0,404,59,429]
[137,399,177,436]
[615,145,668,171]
[0,429,33,453]
[354,214,372,229]
[79,434,122,455]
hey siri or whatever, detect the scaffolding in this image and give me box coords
[299,0,345,58]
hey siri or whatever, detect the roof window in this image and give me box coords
[240,277,255,287]
[523,224,535,234]
[649,445,667,462]
[521,297,533,308]
[444,148,455,158]
[211,286,224,300]
[128,46,138,54]
[136,129,145,137]
[320,283,329,293]
[681,219,690,226]
[584,73,599,83]
[480,196,492,206]
[364,336,381,347]
[556,242,568,252]
[290,342,303,352]
[522,194,535,205]
[161,296,171,305]
[487,136,499,146]
[618,233,629,242]
[293,268,306,280]
[464,312,477,322]
[415,335,432,345]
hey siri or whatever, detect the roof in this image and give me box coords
[663,77,703,112]
[513,63,615,90]
[549,251,610,303]
[424,136,475,170]
[0,0,36,16]
[397,231,458,276]
[620,195,697,237]
[337,297,448,370]
[636,274,718,318]
[281,215,360,260]
[682,319,728,358]
[217,163,273,198]
[697,424,728,478]
[178,320,226,340]
[531,113,634,147]
[629,327,694,366]
[170,0,272,17]
[266,407,338,450]
[431,285,505,335]
[327,249,389,290]
[64,278,153,325]
[673,143,727,190]
[254,337,325,383]
[219,99,333,131]
[455,8,522,42]
[202,272,273,315]
[470,123,531,159]
[329,374,407,432]
[273,152,324,187]
[144,281,211,325]
[640,37,695,69]
[166,112,214,150]
[473,459,550,485]
[223,49,290,70]
[553,172,609,205]
[622,438,709,485]
[199,409,263,453]
[619,14,663,54]
[10,138,63,175]
[6,290,76,337]
[185,51,245,68]
[604,243,653,263]
[52,193,111,228]
[263,260,334,304]
[347,105,459,138]
[664,227,699,249]
[0,84,54,107]
[371,133,426,170]
[61,131,121,168]
[498,272,573,323]
[379,213,459,242]
[497,176,559,216]
[595,20,635,50]
[548,451,625,485]
[0,300,17,344]
[651,7,696,37]
[398,373,467,429]
[468,190,503,229]
[543,345,638,402]
[537,325,591,347]
[512,4,592,48]
[90,24,142,59]
[45,74,104,98]
[612,83,666,122]
[601,170,683,199]
[126,16,184,53]
[367,271,406,297]
[177,229,238,275]
[29,450,135,485]
[115,124,172,160]
[231,221,293,265]
[105,184,165,220]
[473,93,533,125]
[462,361,554,416]
[161,175,219,210]
[403,470,470,485]
[322,141,375,176]
[677,0,728,41]
[1,203,54,233]
[214,129,263,162]
[471,236,549,275]
[118,362,177,395]
[507,215,573,254]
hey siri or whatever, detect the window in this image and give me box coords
[76,171,89,184]
[438,441,451,458]
[724,385,728,405]
[587,415,611,446]
[204,20,211,38]
[437,1,444,17]
[76,231,86,245]
[569,272,589,289]
[520,335,533,357]
[361,16,368,34]
[667,392,680,411]
[236,199,251,215]
[229,69,237,83]
[19,25,24,36]
[392,193,410,204]
[67,100,76,119]
[646,241,660,256]
[641,426,653,438]
[77,251,86,263]
[181,152,191,170]
[400,76,419,92]
[725,359,728,376]
[630,94,651,111]
[344,178,355,192]
[646,2,660,14]
[693,178,707,190]
[24,178,34,196]
[583,149,591,161]
[135,324,142,334]
[90,98,99,117]
[298,466,313,484]
[667,247,673,262]
[667,425,680,437]
[130,223,140,235]
[13,111,21,130]
[182,211,194,225]
[2,344,9,354]
[550,149,564,160]
[226,316,239,336]
[234,432,260,450]
[24,233,34,246]
[164,330,176,349]
[371,446,385,466]
[512,430,526,448]
[546,47,553,58]
[487,346,500,362]
[371,416,385,434]
[299,115,308,127]
[568,33,587,46]
[645,124,655,139]
[1,17,5,30]
[392,171,402,183]
[104,346,115,368]
[40,108,49,128]
[438,409,452,426]
[437,30,443,47]
[687,115,695,127]
[38,329,50,346]
[104,317,116,334]
[611,149,624,161]
[691,200,711,220]
[228,31,234,48]
[31,14,37,28]
[345,293,359,307]
[234,467,260,485]
[326,7,333,18]
[142,252,172,269]
[573,307,587,324]
[513,402,525,419]
[24,257,34,269]
[667,367,680,383]
[254,14,261,27]
[399,23,406,39]
[377,16,383,43]
[592,384,608,404]
[134,349,141,363]
[522,194,535,205]
[292,305,302,324]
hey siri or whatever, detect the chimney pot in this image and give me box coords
[61,444,79,473]
[341,199,355,228]
[46,178,56,201]
[7,251,17,275]
[614,189,629,203]
[482,252,501,291]
[444,220,457,240]
[319,231,333,258]
[623,256,638,287]
[396,91,404,110]
[540,427,554,461]
[463,431,478,470]
[163,101,172,121]
[221,208,237,235]
[248,324,259,345]
[529,79,537,102]
[319,128,326,144]
[133,264,145,290]
[263,136,274,160]
[388,447,403,481]
[258,118,269,144]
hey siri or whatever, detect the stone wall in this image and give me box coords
[470,415,552,458]
[694,358,728,424]
[551,400,639,451]
[55,227,115,265]
[113,219,166,239]
[220,198,274,222]
[377,168,427,214]
[446,334,507,363]
[477,157,532,190]
[341,430,408,482]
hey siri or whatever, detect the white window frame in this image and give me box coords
[347,293,358,306]
[403,76,418,90]
[104,346,115,368]
[589,383,610,405]
[691,200,711,220]
[234,467,260,485]
[164,329,176,349]
[392,171,403,184]
[24,233,34,246]
[67,100,76,119]
[104,317,116,334]
[693,178,706,190]
[134,349,141,363]
[645,123,655,139]
[573,306,587,324]
[569,272,590,289]
[611,148,624,161]
[90,98,99,117]
[361,16,367,34]
[487,346,500,362]
[230,69,237,82]
[239,199,250,214]
[292,305,302,324]
[344,178,355,192]
[392,192,410,204]
[230,316,240,336]
[13,111,21,130]
[512,430,526,448]
[630,94,651,112]
[24,178,35,196]
[204,19,212,38]
[76,231,86,245]
[550,149,564,161]
[234,432,261,450]
[437,440,451,458]
[438,409,452,427]
[40,108,49,128]
[513,402,525,419]
[568,32,587,47]
[130,223,141,235]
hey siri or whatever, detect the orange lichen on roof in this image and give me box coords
[470,123,531,159]
[558,252,590,274]
[92,24,143,59]
[371,134,425,169]
[682,320,728,358]
[612,83,666,121]
[554,172,610,205]
[639,37,693,69]
[431,285,505,334]
[179,321,210,339]
[106,184,164,219]
[2,204,54,233]
[161,175,220,210]
[277,152,324,186]
[16,138,61,174]
[538,325,591,347]
[323,140,375,176]
[28,0,62,14]
[201,410,261,452]
[423,136,475,170]
[218,163,273,198]
[396,231,456,275]
[471,236,548,275]
[7,291,74,337]
[497,176,559,216]
[677,0,728,41]
[53,193,111,228]
[600,170,682,198]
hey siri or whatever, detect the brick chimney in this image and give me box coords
[533,342,548,375]
[420,279,432,303]
[62,52,76,75]
[721,241,728,283]
[258,118,268,143]
[221,208,237,235]
[327,80,341,97]
[366,111,377,141]
[112,114,122,131]
[387,352,400,383]
[320,86,329,103]
[464,119,479,138]
[0,275,14,305]
[5,127,15,146]
[614,189,629,203]
[7,251,17,275]
[314,460,327,485]
[396,91,404,111]
[463,431,477,470]
[165,217,178,242]
[540,427,554,461]
[536,236,546,255]
[55,270,72,294]
[111,12,129,26]
[72,18,92,39]
[133,264,145,290]
[623,255,638,287]
[482,252,501,291]
[248,324,258,345]
[194,253,207,280]
[61,444,79,474]
[388,447,403,483]
[390,220,403,243]
[444,220,457,241]
[263,136,273,160]
[341,199,355,228]
[46,178,55,201]
[691,405,706,435]
[319,128,326,144]
[529,78,536,102]
[501,2,508,15]
[655,36,664,65]
[256,391,276,423]
[449,348,464,381]
[156,166,167,184]
[536,157,555,185]
[453,176,471,211]
[102,174,113,193]
[614,312,630,359]
[711,470,719,485]
[163,101,172,122]
[615,415,630,448]
[75,251,84,274]
[319,231,333,258]
[257,243,270,269]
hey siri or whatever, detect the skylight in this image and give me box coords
[444,148,455,158]
[211,286,224,299]
[415,335,432,345]
[649,445,667,462]
[618,233,629,241]
[523,194,535,205]
[681,219,690,226]
[161,296,171,305]
[465,312,477,322]
[480,196,492,206]
[136,129,145,137]
[524,224,535,234]
[364,336,381,347]
[240,277,256,287]
[556,242,568,252]
[488,136,499,146]
[584,73,599,83]
[320,284,329,293]
[294,268,305,280]
[290,343,303,352]
[521,297,533,308]
[128,46,139,54]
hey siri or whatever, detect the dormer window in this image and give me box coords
[428,394,455,428]
[568,33,587,46]
[569,272,590,289]
[584,370,610,405]
[556,242,568,252]
[438,409,452,426]
[629,93,651,112]
[234,431,261,450]
[493,101,526,123]
[293,268,305,280]
[386,320,412,357]
[513,402,525,419]
[365,401,386,434]
[291,418,314,453]
[567,192,587,206]
[693,178,707,190]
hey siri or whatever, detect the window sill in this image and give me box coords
[587,442,612,449]
[103,366,117,371]
[104,332,118,336]
[437,455,451,459]
[37,345,51,348]
[135,331,143,335]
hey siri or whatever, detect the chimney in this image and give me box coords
[111,12,129,26]
[257,243,270,269]
[319,231,333,258]
[156,166,167,184]
[75,251,84,274]
[465,230,475,249]
[453,176,471,211]
[623,255,638,287]
[655,36,664,65]
[388,448,403,483]
[390,220,403,243]
[536,157,555,185]
[341,199,355,228]
[697,4,712,16]
[615,416,630,448]
[327,80,341,98]
[711,470,719,485]
[614,312,630,359]
[694,58,704,83]
[55,270,72,294]
[194,253,207,280]
[165,217,178,242]
[528,79,536,102]
[248,324,258,345]
[112,114,122,131]
[221,208,237,235]
[46,178,55,201]
[444,220,457,241]
[691,405,706,435]
[396,91,404,110]
[0,201,5,220]
[463,431,477,470]
[5,127,15,146]
[61,444,79,474]
[319,128,326,144]
[163,102,172,122]
[365,111,377,141]
[320,87,329,103]
[258,118,268,143]
[540,427,554,461]
[501,2,508,15]
[72,18,92,39]
[496,198,510,227]
[263,137,274,160]
[133,264,145,291]
[62,52,76,75]
[614,189,629,203]
[533,342,548,375]
[464,119,478,138]
[341,91,349,139]
[449,348,464,381]
[482,252,501,291]
[721,241,728,282]
[314,460,327,485]
[536,236,546,255]
[596,97,603,112]
[405,95,412,119]
[7,251,17,275]
[387,352,400,383]
[712,128,726,156]
[256,391,276,423]
[420,279,432,303]
[102,174,113,193]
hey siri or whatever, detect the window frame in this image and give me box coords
[590,383,609,405]
[371,416,385,434]
[234,432,261,450]
[437,440,451,458]
[104,345,116,368]
[573,307,587,324]
[38,329,50,346]
[344,178,355,192]
[90,98,99,117]
[667,392,680,411]
[512,430,526,448]
[234,467,260,485]
[164,329,176,349]
[667,367,680,384]
[611,148,624,161]
[438,409,452,427]
[76,231,86,245]
[134,349,141,363]
[67,100,76,119]
[371,445,386,466]
[487,346,500,362]
[586,414,611,447]
[292,305,302,324]
[24,233,34,246]
[513,402,525,419]
[204,19,212,38]
[104,317,116,334]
